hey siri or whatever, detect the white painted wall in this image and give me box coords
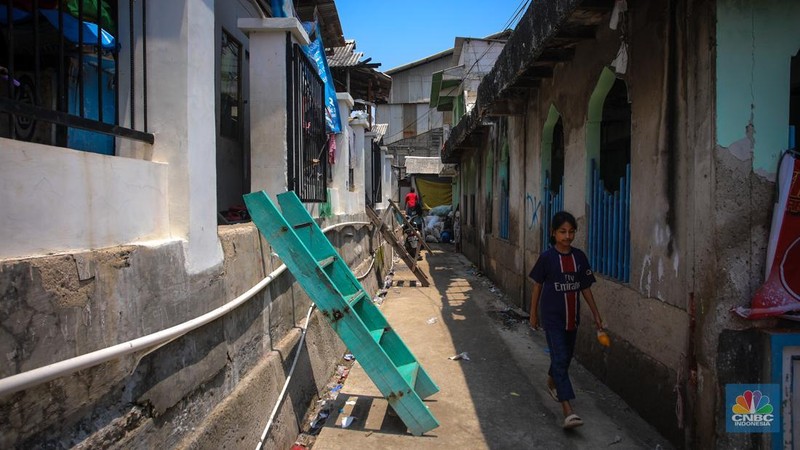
[240,18,311,204]
[381,152,394,208]
[457,39,504,75]
[331,92,354,214]
[0,0,230,271]
[148,0,223,273]
[0,139,169,260]
[350,119,368,214]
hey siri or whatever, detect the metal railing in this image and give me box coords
[589,160,630,282]
[286,35,327,202]
[1,0,153,152]
[499,184,510,239]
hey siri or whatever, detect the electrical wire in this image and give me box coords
[355,253,377,280]
[501,0,531,31]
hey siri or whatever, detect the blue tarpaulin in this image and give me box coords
[0,7,115,49]
[40,9,115,49]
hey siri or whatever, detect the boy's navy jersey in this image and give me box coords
[529,247,596,330]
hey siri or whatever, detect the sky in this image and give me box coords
[335,0,531,72]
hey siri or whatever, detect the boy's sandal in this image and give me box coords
[546,383,559,402]
[563,413,584,429]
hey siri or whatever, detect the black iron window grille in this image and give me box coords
[1,0,153,153]
[220,29,241,141]
[370,140,382,205]
[286,34,327,203]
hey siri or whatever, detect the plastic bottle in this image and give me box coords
[597,329,611,347]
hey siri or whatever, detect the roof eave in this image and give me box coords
[442,0,615,163]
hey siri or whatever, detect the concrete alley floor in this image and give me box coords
[308,244,673,450]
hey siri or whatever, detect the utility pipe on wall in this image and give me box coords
[0,221,370,398]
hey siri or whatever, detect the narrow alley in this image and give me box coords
[301,245,671,449]
[3,0,800,448]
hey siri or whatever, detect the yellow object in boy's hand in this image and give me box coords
[597,330,611,347]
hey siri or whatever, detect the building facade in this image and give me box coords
[444,0,800,448]
[0,1,393,447]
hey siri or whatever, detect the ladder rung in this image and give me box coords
[369,327,385,343]
[318,255,336,268]
[397,362,420,388]
[345,291,366,305]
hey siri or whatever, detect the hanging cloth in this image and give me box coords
[328,133,336,165]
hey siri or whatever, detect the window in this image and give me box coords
[220,30,242,141]
[587,69,631,282]
[600,80,631,192]
[498,119,510,240]
[541,107,565,248]
[551,119,565,192]
[0,0,153,151]
[370,141,382,204]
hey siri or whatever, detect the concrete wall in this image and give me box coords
[0,139,169,260]
[325,92,370,217]
[148,0,224,274]
[241,17,311,203]
[0,222,390,448]
[705,1,800,448]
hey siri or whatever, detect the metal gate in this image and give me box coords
[286,35,327,202]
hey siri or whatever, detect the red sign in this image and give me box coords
[736,153,800,319]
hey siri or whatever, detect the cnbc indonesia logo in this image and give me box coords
[731,390,773,426]
[726,385,780,433]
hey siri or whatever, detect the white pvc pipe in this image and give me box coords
[0,220,369,398]
[255,304,316,450]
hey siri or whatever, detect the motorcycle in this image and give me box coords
[403,212,425,257]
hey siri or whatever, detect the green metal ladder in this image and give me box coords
[244,191,440,436]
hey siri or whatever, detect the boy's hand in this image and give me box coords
[529,313,540,330]
[594,316,604,330]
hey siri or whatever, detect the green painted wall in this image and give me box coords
[586,67,616,191]
[717,0,800,174]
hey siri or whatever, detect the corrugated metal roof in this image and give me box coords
[385,48,454,75]
[328,40,364,67]
[372,123,388,140]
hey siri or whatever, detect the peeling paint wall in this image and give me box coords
[454,0,800,446]
[0,221,389,448]
[456,0,723,445]
[716,0,800,177]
